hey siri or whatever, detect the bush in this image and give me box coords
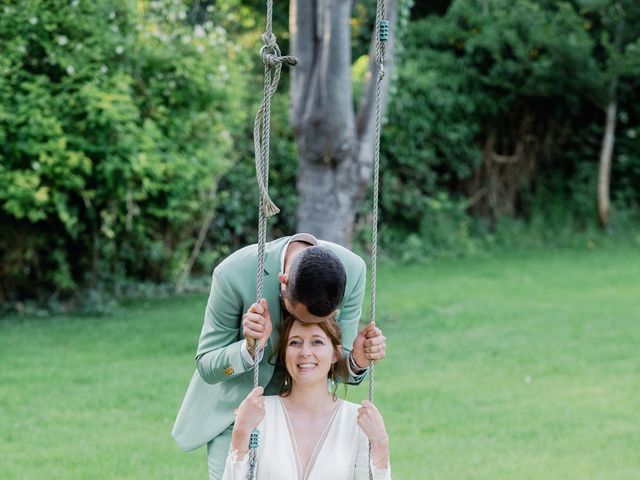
[0,0,249,303]
[374,0,640,258]
[204,90,299,268]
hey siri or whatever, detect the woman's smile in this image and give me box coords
[296,361,318,371]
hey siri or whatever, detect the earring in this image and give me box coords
[284,377,289,387]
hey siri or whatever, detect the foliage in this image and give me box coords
[374,0,640,258]
[1,0,639,305]
[202,0,385,270]
[0,0,249,302]
[203,91,299,269]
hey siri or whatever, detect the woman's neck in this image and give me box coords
[284,382,335,413]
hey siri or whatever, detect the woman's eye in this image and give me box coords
[288,340,301,346]
[313,339,324,345]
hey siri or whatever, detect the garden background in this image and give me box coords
[1,0,639,478]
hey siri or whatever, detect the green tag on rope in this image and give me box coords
[249,428,260,449]
[379,20,389,42]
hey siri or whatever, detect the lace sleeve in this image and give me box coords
[221,448,250,480]
[370,456,391,480]
[355,427,392,480]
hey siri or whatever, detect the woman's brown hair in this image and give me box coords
[271,315,349,398]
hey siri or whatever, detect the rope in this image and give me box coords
[369,1,388,478]
[248,1,297,478]
[253,32,297,220]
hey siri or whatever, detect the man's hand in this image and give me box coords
[242,299,272,353]
[351,321,386,368]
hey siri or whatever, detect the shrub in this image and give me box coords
[0,0,249,302]
[374,0,640,258]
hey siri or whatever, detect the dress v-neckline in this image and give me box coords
[278,397,343,480]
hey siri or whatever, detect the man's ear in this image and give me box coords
[278,273,288,285]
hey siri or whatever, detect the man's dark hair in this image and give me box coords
[284,246,347,316]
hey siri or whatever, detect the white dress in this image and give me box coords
[222,396,391,480]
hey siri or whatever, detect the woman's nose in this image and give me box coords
[300,343,311,357]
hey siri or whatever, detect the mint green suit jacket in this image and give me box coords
[172,236,367,451]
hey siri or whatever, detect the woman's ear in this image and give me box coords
[333,344,343,364]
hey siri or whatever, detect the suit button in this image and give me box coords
[224,367,234,376]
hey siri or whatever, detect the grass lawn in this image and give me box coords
[1,246,639,479]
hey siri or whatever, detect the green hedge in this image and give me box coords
[376,0,640,258]
[0,0,249,302]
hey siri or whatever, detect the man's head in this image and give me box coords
[279,246,347,323]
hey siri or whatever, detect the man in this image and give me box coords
[172,233,387,479]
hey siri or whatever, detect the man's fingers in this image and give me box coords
[364,336,386,348]
[365,345,385,353]
[242,326,264,338]
[243,323,265,337]
[248,302,264,315]
[260,298,270,316]
[244,322,265,333]
[244,312,266,326]
[359,321,375,334]
[365,340,385,349]
[364,340,386,362]
[244,301,271,349]
[365,326,383,338]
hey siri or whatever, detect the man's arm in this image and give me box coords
[337,258,369,384]
[340,257,387,381]
[195,269,252,384]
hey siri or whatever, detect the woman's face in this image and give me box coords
[285,320,339,387]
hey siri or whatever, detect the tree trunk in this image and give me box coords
[290,0,396,246]
[482,0,489,16]
[597,99,617,228]
[597,17,624,229]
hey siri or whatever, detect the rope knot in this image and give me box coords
[261,32,277,49]
[260,32,298,68]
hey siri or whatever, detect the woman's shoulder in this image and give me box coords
[260,396,284,427]
[338,399,362,417]
[264,395,282,409]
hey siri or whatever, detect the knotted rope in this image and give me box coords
[249,1,297,478]
[253,33,297,221]
[369,1,388,478]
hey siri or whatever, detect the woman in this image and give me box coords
[222,316,391,479]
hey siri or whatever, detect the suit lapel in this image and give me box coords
[263,236,286,277]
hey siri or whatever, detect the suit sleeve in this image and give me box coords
[338,257,367,385]
[195,269,250,384]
